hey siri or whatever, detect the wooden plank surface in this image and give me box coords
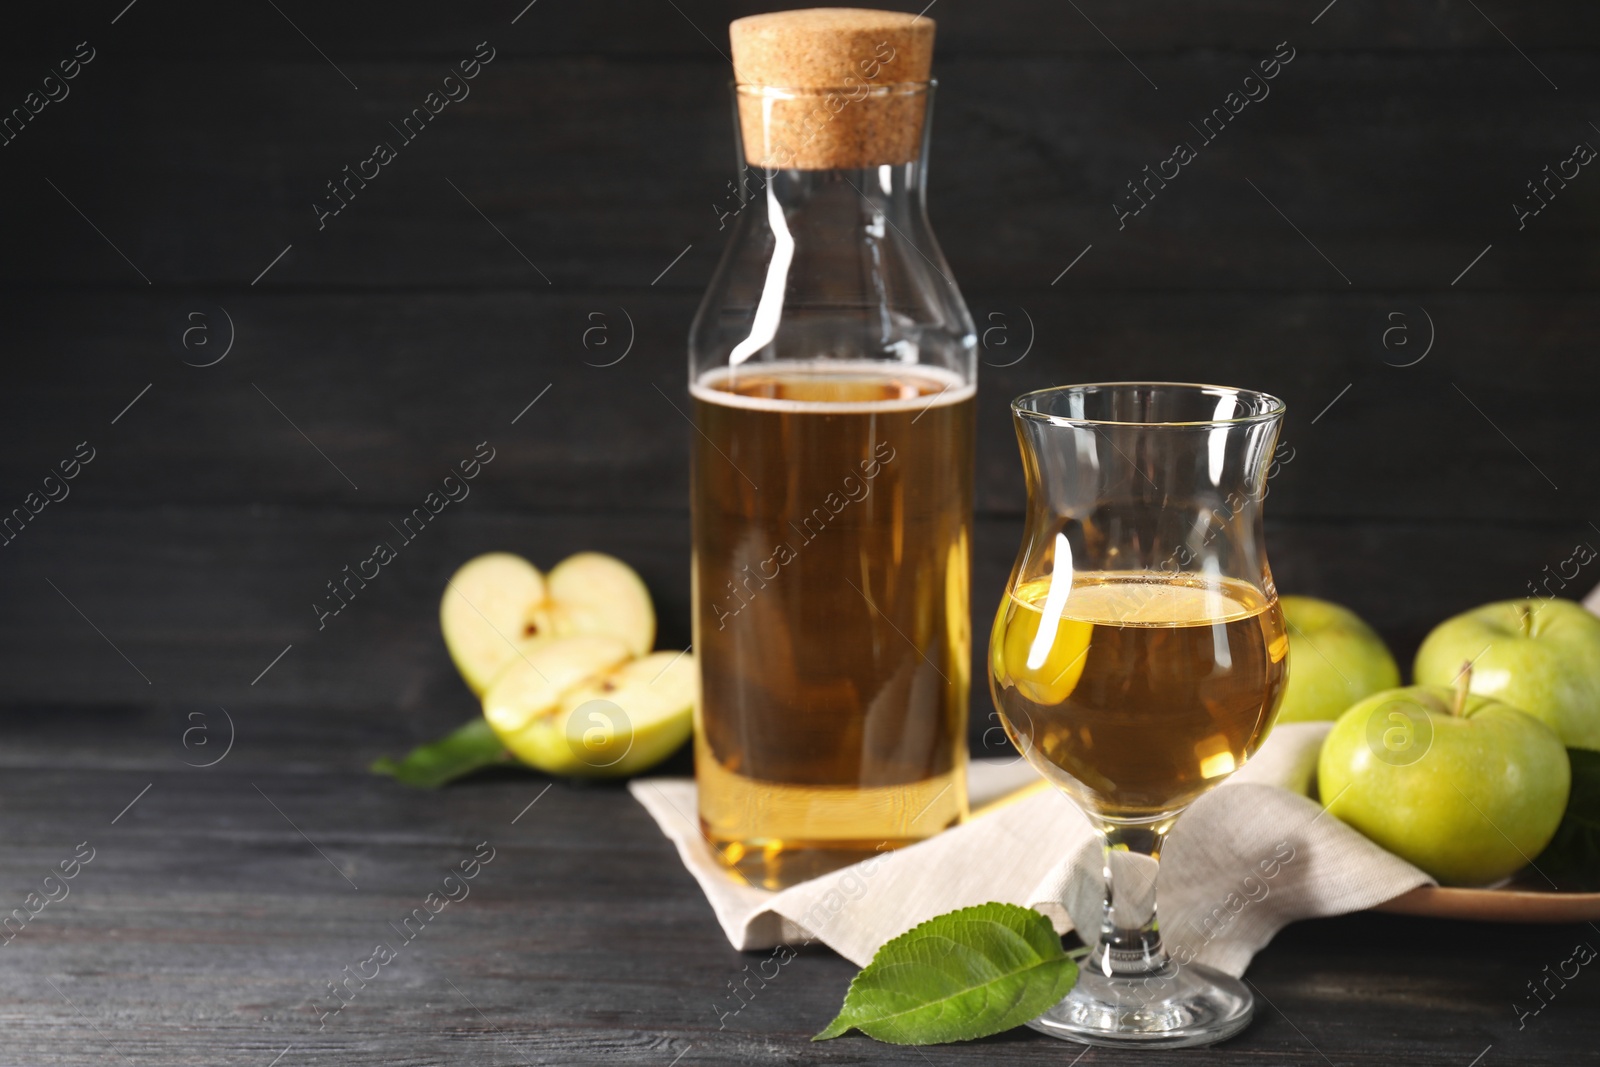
[6,1,1600,58]
[4,56,1597,292]
[2,0,1598,1061]
[0,292,1591,523]
[0,738,1594,1065]
[0,508,1587,729]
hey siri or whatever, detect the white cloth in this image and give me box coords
[630,722,1433,973]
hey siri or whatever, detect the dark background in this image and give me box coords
[0,2,1596,1064]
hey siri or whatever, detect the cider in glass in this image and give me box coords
[991,571,1287,821]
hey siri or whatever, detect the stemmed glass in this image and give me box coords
[989,382,1288,1047]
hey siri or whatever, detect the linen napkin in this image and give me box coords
[630,722,1433,973]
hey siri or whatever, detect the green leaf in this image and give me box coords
[370,718,515,789]
[813,902,1078,1046]
[1537,747,1600,889]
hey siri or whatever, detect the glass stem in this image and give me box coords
[1088,819,1175,981]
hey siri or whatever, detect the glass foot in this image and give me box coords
[1027,960,1253,1048]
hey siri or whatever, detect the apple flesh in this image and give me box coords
[526,651,696,777]
[484,644,696,778]
[440,553,550,695]
[1276,596,1400,723]
[1414,598,1600,750]
[1318,682,1570,886]
[546,552,655,656]
[441,551,656,695]
[481,634,634,737]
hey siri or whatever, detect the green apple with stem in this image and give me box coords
[1318,666,1570,886]
[1277,596,1401,723]
[1414,598,1600,749]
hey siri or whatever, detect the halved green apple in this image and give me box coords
[441,551,656,695]
[485,648,697,778]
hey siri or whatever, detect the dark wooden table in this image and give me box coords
[3,1,1599,1062]
[2,655,1596,1067]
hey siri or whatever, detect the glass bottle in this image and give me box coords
[688,9,977,889]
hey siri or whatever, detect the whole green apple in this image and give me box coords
[1414,598,1600,749]
[1318,681,1570,886]
[1276,596,1401,722]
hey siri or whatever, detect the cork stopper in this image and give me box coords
[729,8,936,170]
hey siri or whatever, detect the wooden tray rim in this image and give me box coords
[1374,884,1600,923]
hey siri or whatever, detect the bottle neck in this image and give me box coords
[723,162,950,369]
[730,159,928,229]
[690,82,973,383]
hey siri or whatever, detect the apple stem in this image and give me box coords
[1452,662,1472,717]
[1519,603,1534,637]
